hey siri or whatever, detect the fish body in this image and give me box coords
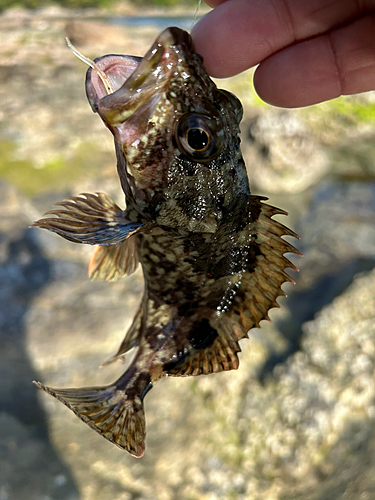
[33,28,299,457]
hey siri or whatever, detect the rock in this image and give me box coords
[0,414,79,500]
[25,249,375,500]
[110,1,137,16]
[329,130,375,180]
[2,7,375,500]
[65,19,130,48]
[261,181,375,369]
[296,181,375,289]
[0,7,158,180]
[242,110,329,194]
[16,173,374,500]
[0,181,79,500]
[227,267,375,500]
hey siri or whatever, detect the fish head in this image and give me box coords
[86,27,247,232]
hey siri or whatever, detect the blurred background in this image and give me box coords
[1,1,375,499]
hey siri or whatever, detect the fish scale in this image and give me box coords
[32,27,301,457]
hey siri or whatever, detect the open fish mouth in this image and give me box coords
[85,28,196,136]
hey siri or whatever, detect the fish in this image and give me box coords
[32,27,300,458]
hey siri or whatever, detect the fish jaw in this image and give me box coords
[97,27,196,126]
[86,27,198,126]
[84,27,220,193]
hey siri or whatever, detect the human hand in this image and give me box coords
[191,0,375,107]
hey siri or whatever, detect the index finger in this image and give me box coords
[192,0,366,77]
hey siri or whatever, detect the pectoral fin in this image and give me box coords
[31,192,142,245]
[88,236,139,281]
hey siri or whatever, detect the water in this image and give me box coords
[110,15,201,31]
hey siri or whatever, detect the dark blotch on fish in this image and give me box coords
[189,319,219,350]
[32,27,301,458]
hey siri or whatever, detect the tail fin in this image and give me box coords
[33,380,146,458]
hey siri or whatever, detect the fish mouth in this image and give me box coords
[85,27,195,139]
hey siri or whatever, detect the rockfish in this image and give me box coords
[33,27,299,457]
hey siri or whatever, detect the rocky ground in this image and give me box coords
[1,7,375,500]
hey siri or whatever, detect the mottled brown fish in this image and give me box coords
[33,27,300,458]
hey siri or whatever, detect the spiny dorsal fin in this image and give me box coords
[89,236,139,281]
[221,197,300,336]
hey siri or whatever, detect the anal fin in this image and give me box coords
[166,319,241,377]
[167,335,241,377]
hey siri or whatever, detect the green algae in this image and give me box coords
[321,95,375,122]
[0,140,110,197]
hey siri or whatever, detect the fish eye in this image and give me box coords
[186,128,209,152]
[175,113,224,162]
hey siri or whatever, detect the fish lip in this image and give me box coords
[85,27,196,129]
[85,54,142,113]
[157,26,194,52]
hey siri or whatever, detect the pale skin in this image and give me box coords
[191,0,375,107]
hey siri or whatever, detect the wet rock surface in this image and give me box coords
[242,110,329,193]
[0,183,80,500]
[1,8,375,500]
[2,178,375,500]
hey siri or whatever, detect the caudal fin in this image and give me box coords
[33,380,146,457]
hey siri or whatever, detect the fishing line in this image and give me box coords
[65,37,114,95]
[191,0,202,32]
